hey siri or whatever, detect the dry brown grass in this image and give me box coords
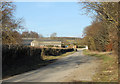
[83,50,118,82]
[43,51,76,60]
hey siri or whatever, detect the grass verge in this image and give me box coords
[83,50,118,82]
[43,51,76,60]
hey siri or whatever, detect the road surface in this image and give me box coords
[3,49,100,82]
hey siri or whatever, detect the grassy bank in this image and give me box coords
[83,50,118,82]
[43,51,76,60]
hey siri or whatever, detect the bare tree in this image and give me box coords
[50,32,57,39]
[1,2,24,44]
[21,31,39,38]
[39,34,44,38]
[80,2,119,53]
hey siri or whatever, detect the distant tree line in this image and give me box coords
[21,31,39,38]
[80,2,119,54]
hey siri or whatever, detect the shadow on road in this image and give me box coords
[3,59,57,79]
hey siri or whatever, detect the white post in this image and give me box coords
[85,45,88,49]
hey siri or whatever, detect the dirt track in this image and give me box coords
[3,49,100,82]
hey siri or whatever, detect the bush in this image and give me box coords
[46,45,54,47]
[2,45,74,78]
[77,45,86,48]
[41,48,74,56]
[3,45,74,67]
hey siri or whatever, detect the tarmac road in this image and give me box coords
[3,49,99,82]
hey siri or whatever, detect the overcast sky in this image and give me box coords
[15,2,92,37]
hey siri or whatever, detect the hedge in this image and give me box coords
[2,45,74,77]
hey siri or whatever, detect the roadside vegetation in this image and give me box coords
[3,45,76,79]
[80,2,119,82]
[43,51,76,60]
[80,2,119,54]
[83,50,118,82]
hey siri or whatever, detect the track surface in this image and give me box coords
[3,49,99,82]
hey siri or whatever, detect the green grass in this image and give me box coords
[83,50,118,82]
